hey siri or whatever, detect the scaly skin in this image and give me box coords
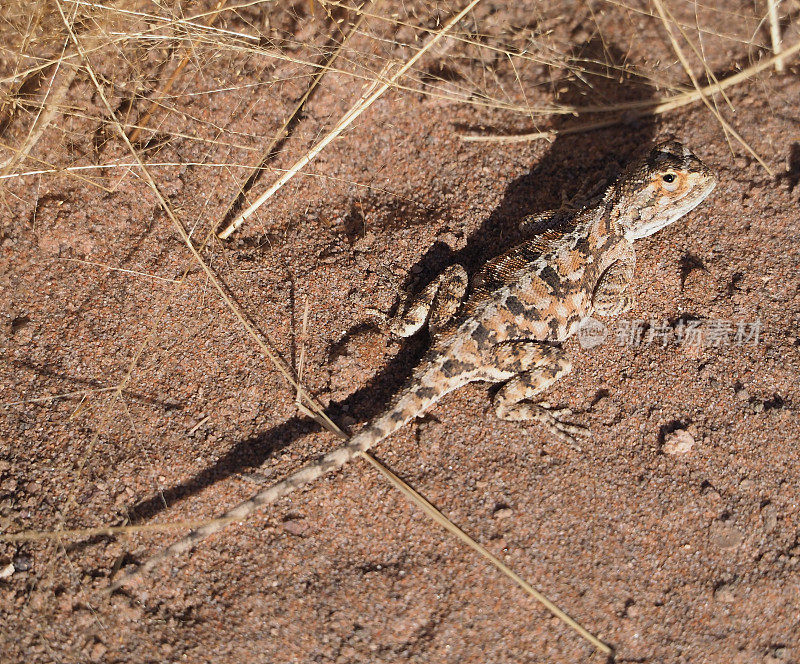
[108,140,716,592]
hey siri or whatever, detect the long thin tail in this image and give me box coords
[107,358,462,592]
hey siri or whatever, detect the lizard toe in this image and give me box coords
[531,403,591,449]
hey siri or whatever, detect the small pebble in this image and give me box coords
[353,231,375,251]
[13,555,31,572]
[761,504,778,533]
[282,519,307,536]
[713,584,735,603]
[10,315,34,343]
[663,429,695,456]
[89,642,107,663]
[709,520,744,550]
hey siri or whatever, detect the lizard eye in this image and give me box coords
[661,172,679,191]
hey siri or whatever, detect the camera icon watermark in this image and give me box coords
[577,317,609,349]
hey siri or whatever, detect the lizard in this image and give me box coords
[108,139,716,591]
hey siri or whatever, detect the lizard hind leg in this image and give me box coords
[390,264,468,338]
[490,342,590,447]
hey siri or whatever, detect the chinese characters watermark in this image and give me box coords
[578,317,761,350]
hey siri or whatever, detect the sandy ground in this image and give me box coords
[1,1,799,662]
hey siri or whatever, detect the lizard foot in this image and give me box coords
[363,306,389,324]
[532,402,591,450]
[593,293,635,318]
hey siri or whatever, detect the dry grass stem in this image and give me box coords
[460,38,800,144]
[0,48,76,175]
[0,137,115,192]
[217,0,484,239]
[0,162,429,214]
[1,518,245,543]
[768,0,785,72]
[1,386,119,407]
[358,451,614,657]
[296,295,311,406]
[55,257,182,283]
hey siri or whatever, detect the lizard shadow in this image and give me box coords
[411,37,659,283]
[98,325,430,540]
[98,38,664,549]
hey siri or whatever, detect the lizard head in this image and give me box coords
[614,140,717,241]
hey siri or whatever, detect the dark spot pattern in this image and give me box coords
[441,358,472,377]
[414,386,437,399]
[505,296,525,316]
[472,323,491,345]
[538,265,561,291]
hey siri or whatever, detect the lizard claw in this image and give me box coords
[533,403,591,450]
[363,306,389,322]
[537,401,573,417]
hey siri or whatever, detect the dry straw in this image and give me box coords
[460,40,799,150]
[217,0,484,239]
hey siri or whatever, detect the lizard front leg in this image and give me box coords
[592,255,636,318]
[390,264,468,338]
[489,341,589,446]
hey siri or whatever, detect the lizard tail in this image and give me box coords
[106,357,463,593]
